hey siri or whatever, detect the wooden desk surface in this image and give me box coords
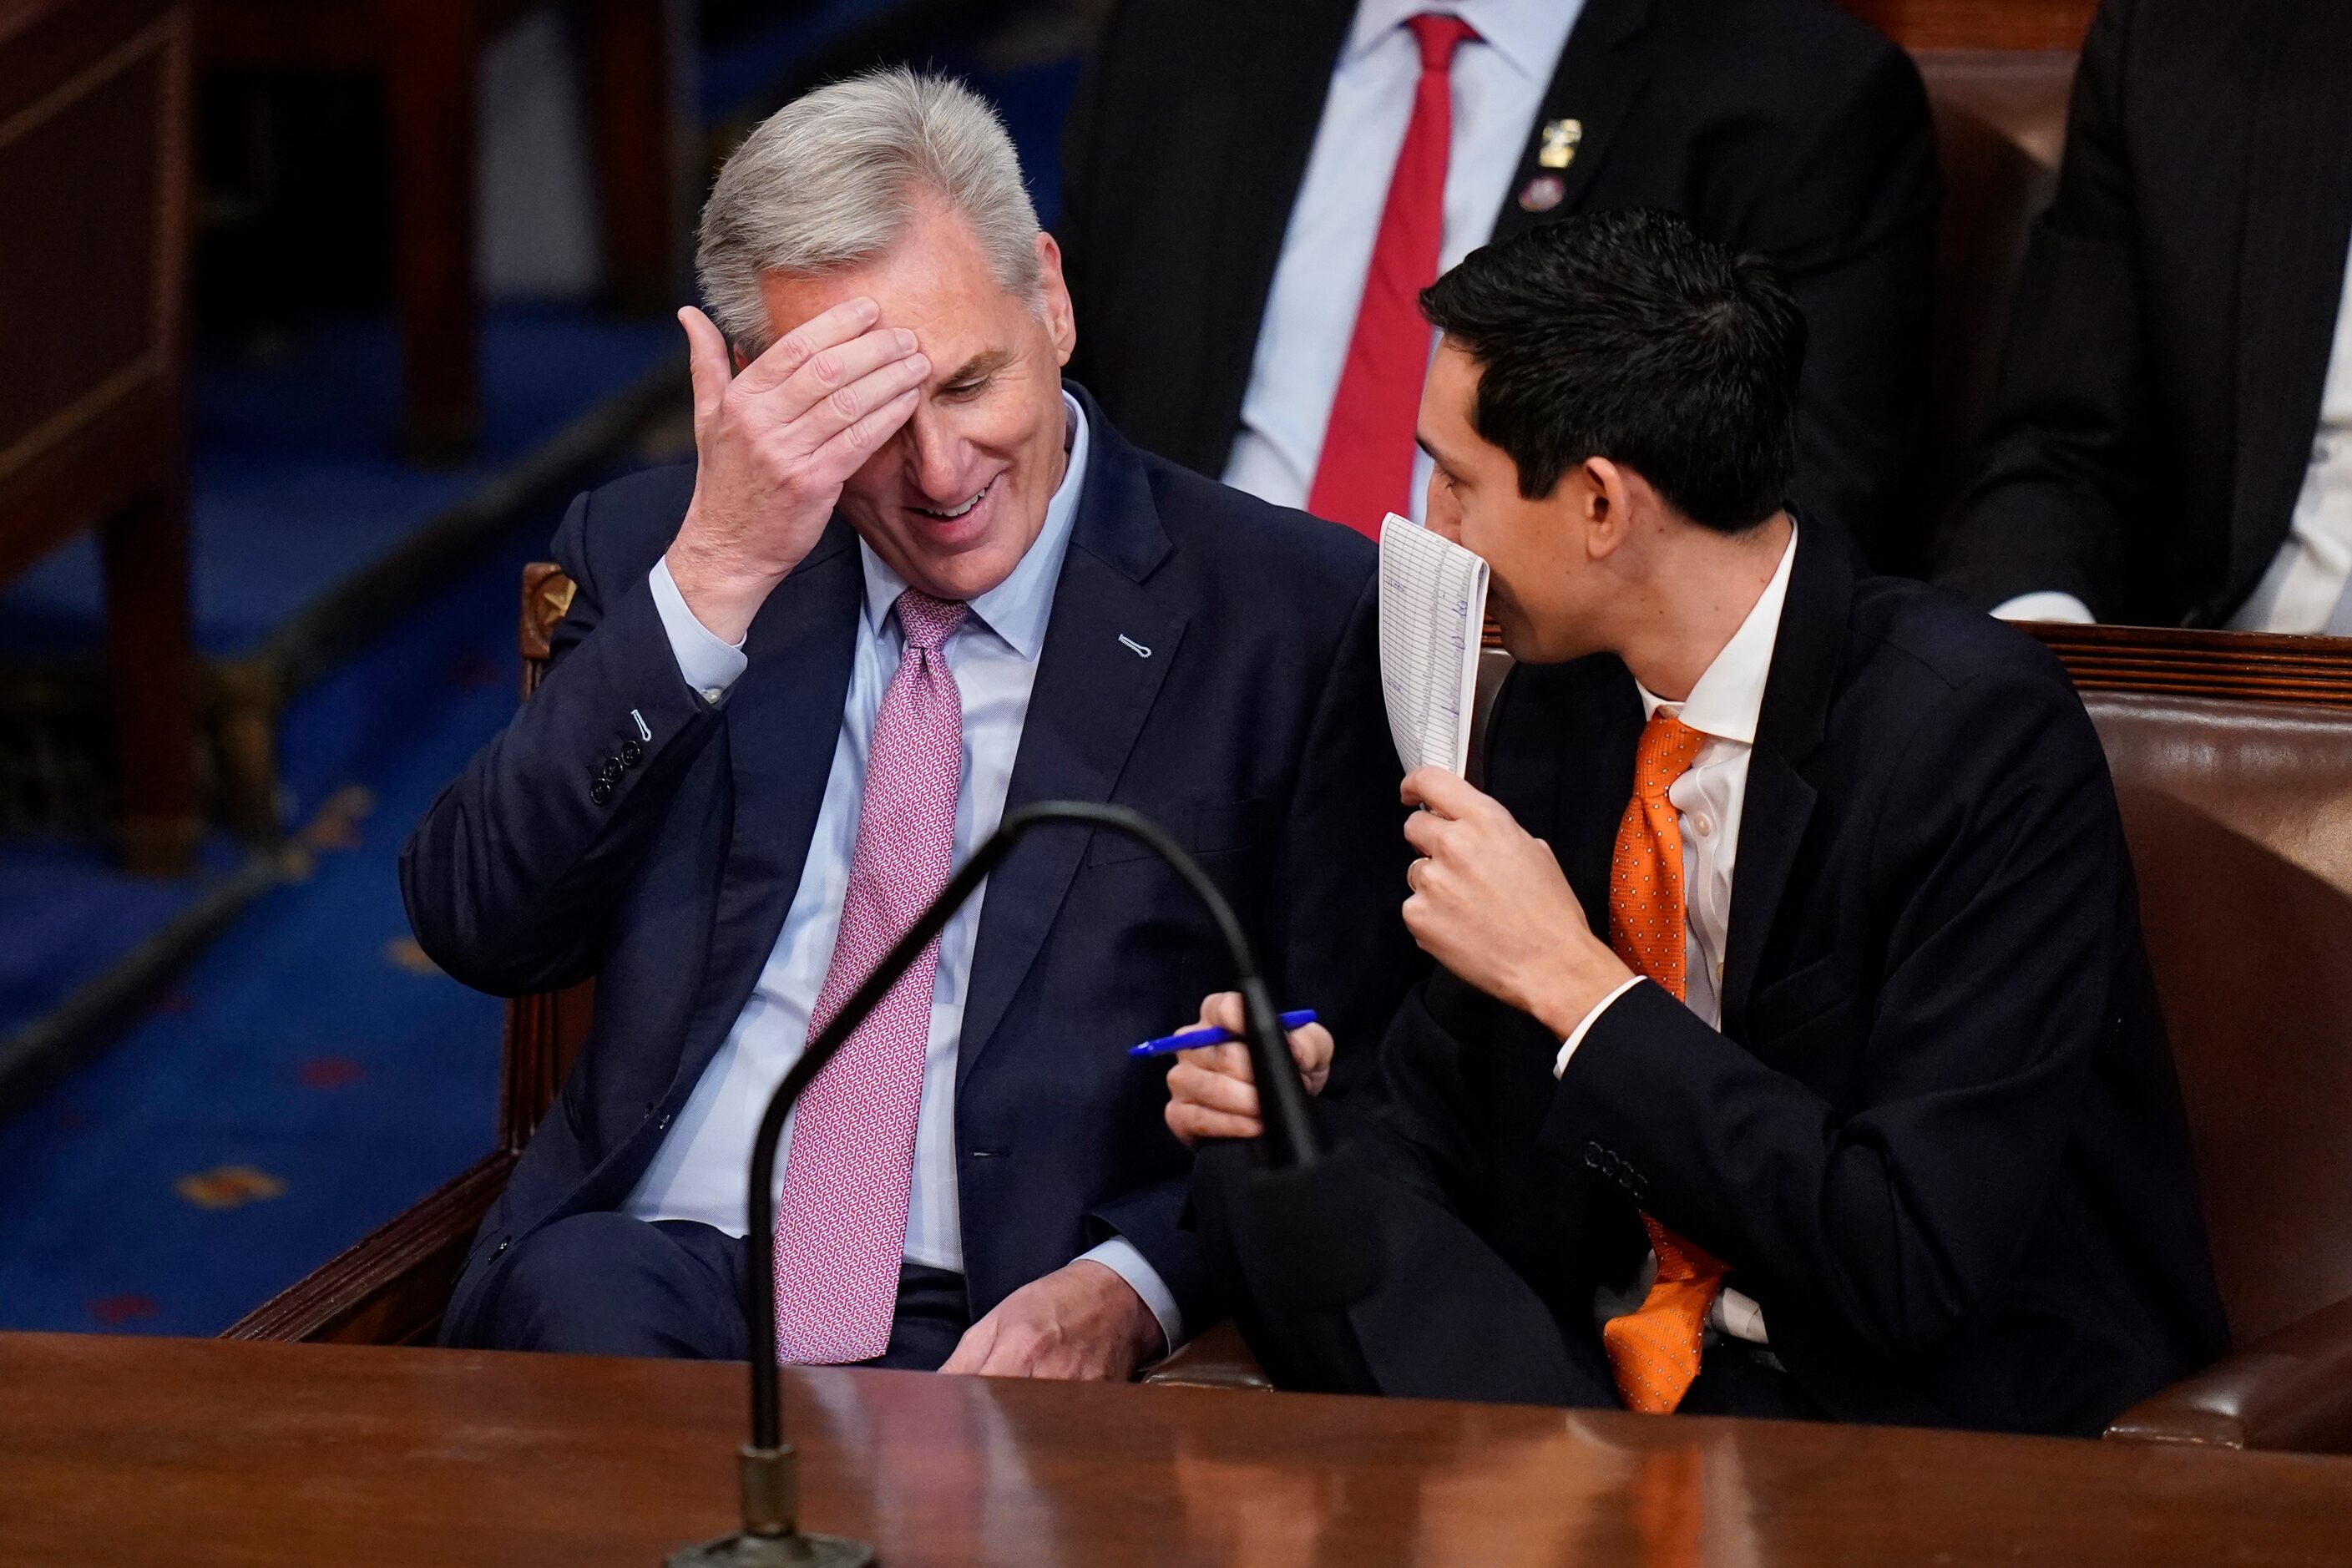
[3,1332,2349,1565]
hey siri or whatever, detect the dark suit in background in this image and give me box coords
[1059,0,1941,570]
[1197,528,2227,1433]
[1935,0,2352,626]
[405,387,1419,1346]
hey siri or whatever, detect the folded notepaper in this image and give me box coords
[1377,512,1491,776]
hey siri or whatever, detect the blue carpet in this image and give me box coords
[0,519,554,1334]
[0,835,249,1044]
[0,307,676,662]
[0,304,675,1075]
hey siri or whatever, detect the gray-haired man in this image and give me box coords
[404,69,1419,1376]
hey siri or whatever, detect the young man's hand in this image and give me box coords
[1399,767,1636,1039]
[1162,991,1334,1147]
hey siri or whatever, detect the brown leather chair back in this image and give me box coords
[2038,627,2352,1349]
[2077,691,2352,1345]
[1913,48,2076,502]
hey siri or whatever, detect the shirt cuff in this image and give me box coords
[1714,1287,1770,1346]
[1553,976,1649,1080]
[1990,590,2096,625]
[649,556,749,703]
[1080,1237,1181,1355]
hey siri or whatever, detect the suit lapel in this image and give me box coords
[957,402,1186,1086]
[1487,0,1660,245]
[1196,0,1358,463]
[679,518,862,1083]
[1720,527,1847,1039]
[2225,0,2352,615]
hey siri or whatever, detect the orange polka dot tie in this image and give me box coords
[1601,711,1728,1414]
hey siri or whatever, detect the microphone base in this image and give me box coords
[665,1532,876,1567]
[667,1444,876,1565]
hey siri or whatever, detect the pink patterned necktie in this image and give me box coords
[773,589,968,1364]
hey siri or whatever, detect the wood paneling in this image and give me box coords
[0,0,198,872]
[2027,622,2352,707]
[1837,0,2097,51]
[196,0,677,455]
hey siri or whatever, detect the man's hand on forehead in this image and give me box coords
[662,298,929,644]
[736,296,919,394]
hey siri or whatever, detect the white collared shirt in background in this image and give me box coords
[1992,238,2352,632]
[621,396,1183,1351]
[1222,0,1584,520]
[1552,528,1800,1348]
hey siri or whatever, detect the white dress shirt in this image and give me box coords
[1222,0,1585,519]
[622,394,1182,1349]
[1992,238,2352,632]
[1552,529,1800,1348]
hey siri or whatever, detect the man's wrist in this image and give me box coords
[1072,1247,1177,1359]
[1524,943,1639,1042]
[663,524,784,646]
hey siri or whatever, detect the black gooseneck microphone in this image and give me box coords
[667,801,1326,1566]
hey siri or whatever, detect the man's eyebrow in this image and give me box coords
[943,349,1014,383]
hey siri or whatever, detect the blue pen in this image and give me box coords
[1129,1009,1318,1059]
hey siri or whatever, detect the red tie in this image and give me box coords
[1307,12,1479,538]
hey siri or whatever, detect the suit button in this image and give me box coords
[599,759,624,787]
[619,741,644,767]
[1584,1141,1605,1168]
[591,781,614,806]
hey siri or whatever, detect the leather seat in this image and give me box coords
[2086,690,2352,1449]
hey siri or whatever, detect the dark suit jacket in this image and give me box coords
[404,386,1420,1342]
[1059,0,1940,570]
[1935,0,2352,625]
[1328,526,2226,1433]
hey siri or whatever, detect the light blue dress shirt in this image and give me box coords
[1222,0,1585,520]
[622,394,1181,1349]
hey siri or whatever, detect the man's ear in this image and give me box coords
[1034,231,1078,367]
[1575,457,1636,559]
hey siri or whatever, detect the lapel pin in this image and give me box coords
[1117,634,1153,659]
[1537,118,1583,169]
[1518,175,1565,213]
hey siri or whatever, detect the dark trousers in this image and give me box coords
[1192,1141,1821,1419]
[461,1211,971,1369]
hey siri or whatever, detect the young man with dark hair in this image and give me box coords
[1165,209,2226,1431]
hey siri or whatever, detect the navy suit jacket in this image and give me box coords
[407,386,1420,1342]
